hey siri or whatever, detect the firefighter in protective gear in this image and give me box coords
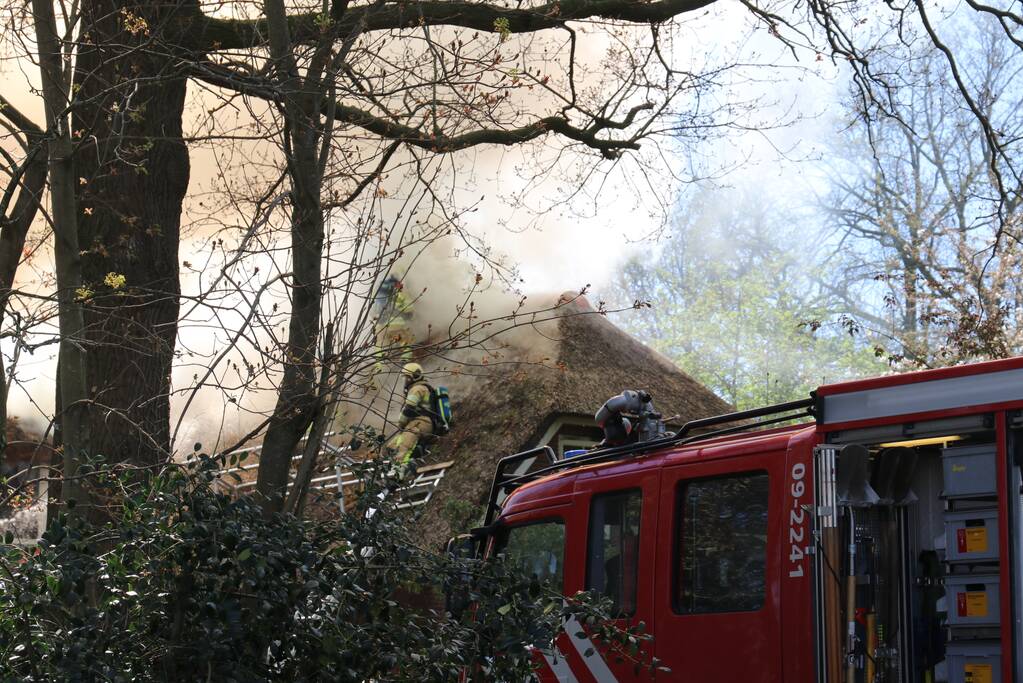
[384,362,434,466]
[374,276,415,361]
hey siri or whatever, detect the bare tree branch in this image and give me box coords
[190,0,718,51]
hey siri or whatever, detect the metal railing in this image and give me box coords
[211,438,453,512]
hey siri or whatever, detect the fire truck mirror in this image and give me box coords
[446,534,477,559]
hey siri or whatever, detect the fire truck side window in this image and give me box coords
[675,471,769,614]
[497,519,566,588]
[585,490,642,617]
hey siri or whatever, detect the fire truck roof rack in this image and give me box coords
[480,396,817,530]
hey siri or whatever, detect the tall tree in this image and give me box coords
[794,0,1023,244]
[70,0,193,465]
[822,21,1023,366]
[30,0,91,510]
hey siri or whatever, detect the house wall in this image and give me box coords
[532,414,603,456]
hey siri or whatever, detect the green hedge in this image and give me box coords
[0,456,658,682]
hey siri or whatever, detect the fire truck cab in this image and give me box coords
[478,356,1023,683]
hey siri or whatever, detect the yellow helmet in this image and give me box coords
[401,362,424,382]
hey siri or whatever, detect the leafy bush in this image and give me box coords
[0,456,657,681]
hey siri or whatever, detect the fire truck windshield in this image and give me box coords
[495,519,566,588]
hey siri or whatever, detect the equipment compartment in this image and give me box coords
[815,419,1004,683]
[945,640,1001,683]
[944,509,1000,564]
[942,445,997,499]
[945,573,1001,628]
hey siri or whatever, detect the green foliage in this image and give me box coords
[0,456,656,681]
[611,185,884,409]
[493,17,511,41]
[441,498,483,534]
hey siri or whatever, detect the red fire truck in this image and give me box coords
[473,356,1023,683]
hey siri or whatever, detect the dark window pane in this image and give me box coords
[586,490,642,616]
[499,520,565,587]
[676,472,769,614]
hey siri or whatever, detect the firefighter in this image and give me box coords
[374,275,415,361]
[368,276,415,391]
[384,362,434,467]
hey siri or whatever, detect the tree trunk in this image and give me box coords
[0,100,47,471]
[253,0,327,514]
[71,0,193,465]
[30,0,91,512]
[254,188,324,514]
[284,324,337,516]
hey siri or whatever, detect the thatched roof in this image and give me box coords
[415,295,732,550]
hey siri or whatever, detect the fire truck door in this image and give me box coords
[654,452,784,682]
[568,467,660,681]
